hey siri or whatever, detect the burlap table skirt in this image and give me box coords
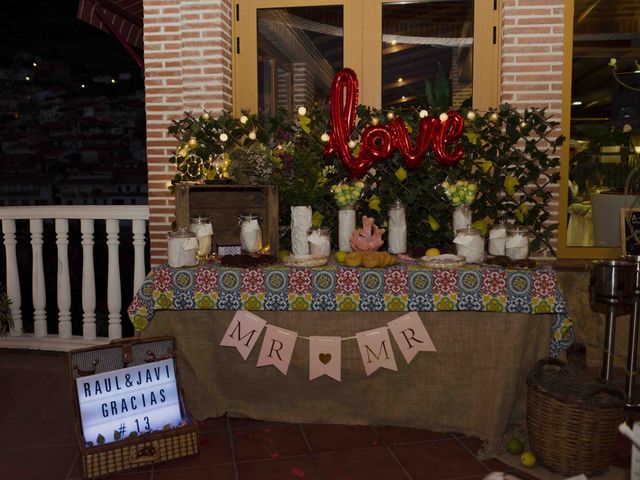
[142,310,551,440]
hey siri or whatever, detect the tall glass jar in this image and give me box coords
[488,220,508,256]
[307,228,331,257]
[338,207,356,252]
[291,206,312,256]
[167,228,198,268]
[388,199,407,254]
[189,216,213,259]
[454,226,485,264]
[238,214,263,253]
[452,205,472,234]
[506,226,529,260]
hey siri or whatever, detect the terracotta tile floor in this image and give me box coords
[0,349,633,480]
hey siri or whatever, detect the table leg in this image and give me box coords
[602,304,617,382]
[627,300,640,405]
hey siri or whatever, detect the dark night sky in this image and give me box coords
[0,0,143,87]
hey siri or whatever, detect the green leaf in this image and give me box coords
[97,434,105,445]
[113,430,121,440]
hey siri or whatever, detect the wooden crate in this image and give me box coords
[175,183,279,254]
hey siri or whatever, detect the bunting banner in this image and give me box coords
[356,327,398,376]
[218,312,437,379]
[387,312,437,364]
[220,311,266,360]
[309,336,342,382]
[256,325,298,375]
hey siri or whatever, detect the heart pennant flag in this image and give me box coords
[309,336,342,382]
[387,312,437,364]
[256,325,298,375]
[355,327,398,376]
[220,311,267,360]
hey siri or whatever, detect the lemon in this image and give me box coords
[506,437,524,455]
[520,451,537,468]
[277,249,290,262]
[335,251,348,263]
[425,248,441,257]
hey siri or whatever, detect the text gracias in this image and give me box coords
[80,363,172,418]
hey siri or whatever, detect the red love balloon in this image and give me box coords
[324,68,464,178]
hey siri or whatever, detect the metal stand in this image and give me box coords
[627,290,640,406]
[603,304,618,382]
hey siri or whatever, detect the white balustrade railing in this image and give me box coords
[0,205,149,351]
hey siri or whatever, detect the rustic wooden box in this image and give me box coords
[175,183,279,254]
[68,337,199,478]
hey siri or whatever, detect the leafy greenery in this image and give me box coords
[168,100,563,255]
[0,284,12,336]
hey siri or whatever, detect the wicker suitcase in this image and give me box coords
[69,337,199,478]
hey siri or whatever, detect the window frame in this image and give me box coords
[557,0,620,259]
[232,0,501,114]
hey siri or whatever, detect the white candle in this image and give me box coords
[388,202,407,254]
[240,219,262,253]
[338,209,356,252]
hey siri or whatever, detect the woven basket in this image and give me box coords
[527,357,625,476]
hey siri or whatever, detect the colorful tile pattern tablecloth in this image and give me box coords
[128,264,573,356]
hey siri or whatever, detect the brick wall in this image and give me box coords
[501,0,565,254]
[144,0,232,265]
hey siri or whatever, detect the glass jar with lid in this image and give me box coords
[506,226,529,260]
[388,199,407,254]
[189,216,213,259]
[167,228,198,268]
[453,226,485,264]
[488,220,508,256]
[307,227,331,257]
[238,214,263,253]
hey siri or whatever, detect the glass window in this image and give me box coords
[257,6,344,116]
[381,1,473,110]
[564,0,640,251]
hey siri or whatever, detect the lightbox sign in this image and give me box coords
[75,358,183,445]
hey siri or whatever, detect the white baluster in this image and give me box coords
[106,219,121,339]
[30,219,46,337]
[2,219,22,335]
[55,219,72,338]
[81,219,96,340]
[132,219,146,294]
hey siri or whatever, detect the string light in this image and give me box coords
[419,110,428,118]
[219,133,228,142]
[466,111,476,121]
[520,121,528,129]
[489,112,499,122]
[321,132,330,142]
[439,112,448,122]
[386,112,394,120]
[348,140,357,148]
[239,115,248,124]
[397,77,403,83]
[297,106,307,116]
[248,131,257,140]
[201,112,210,121]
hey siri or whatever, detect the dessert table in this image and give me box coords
[128,263,573,439]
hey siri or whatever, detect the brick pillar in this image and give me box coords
[500,0,564,254]
[144,0,232,265]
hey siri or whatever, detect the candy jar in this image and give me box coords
[307,228,331,257]
[167,228,198,268]
[238,214,263,253]
[488,220,508,256]
[454,226,485,264]
[387,199,407,254]
[189,216,213,259]
[506,226,529,260]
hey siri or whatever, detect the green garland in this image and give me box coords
[168,103,563,255]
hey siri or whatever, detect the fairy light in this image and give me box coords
[386,111,394,120]
[519,121,528,129]
[219,133,228,142]
[239,115,248,124]
[297,106,307,116]
[320,132,330,142]
[466,111,476,121]
[419,110,428,118]
[248,131,257,140]
[348,140,357,148]
[439,112,448,122]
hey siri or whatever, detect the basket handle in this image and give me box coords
[129,442,160,465]
[527,357,565,383]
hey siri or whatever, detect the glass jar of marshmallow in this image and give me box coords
[307,228,331,257]
[506,226,529,260]
[488,220,508,256]
[238,214,263,254]
[454,226,485,264]
[167,228,198,268]
[189,216,213,259]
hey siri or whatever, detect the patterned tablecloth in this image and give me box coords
[128,263,574,356]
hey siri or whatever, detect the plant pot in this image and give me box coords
[590,192,640,247]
